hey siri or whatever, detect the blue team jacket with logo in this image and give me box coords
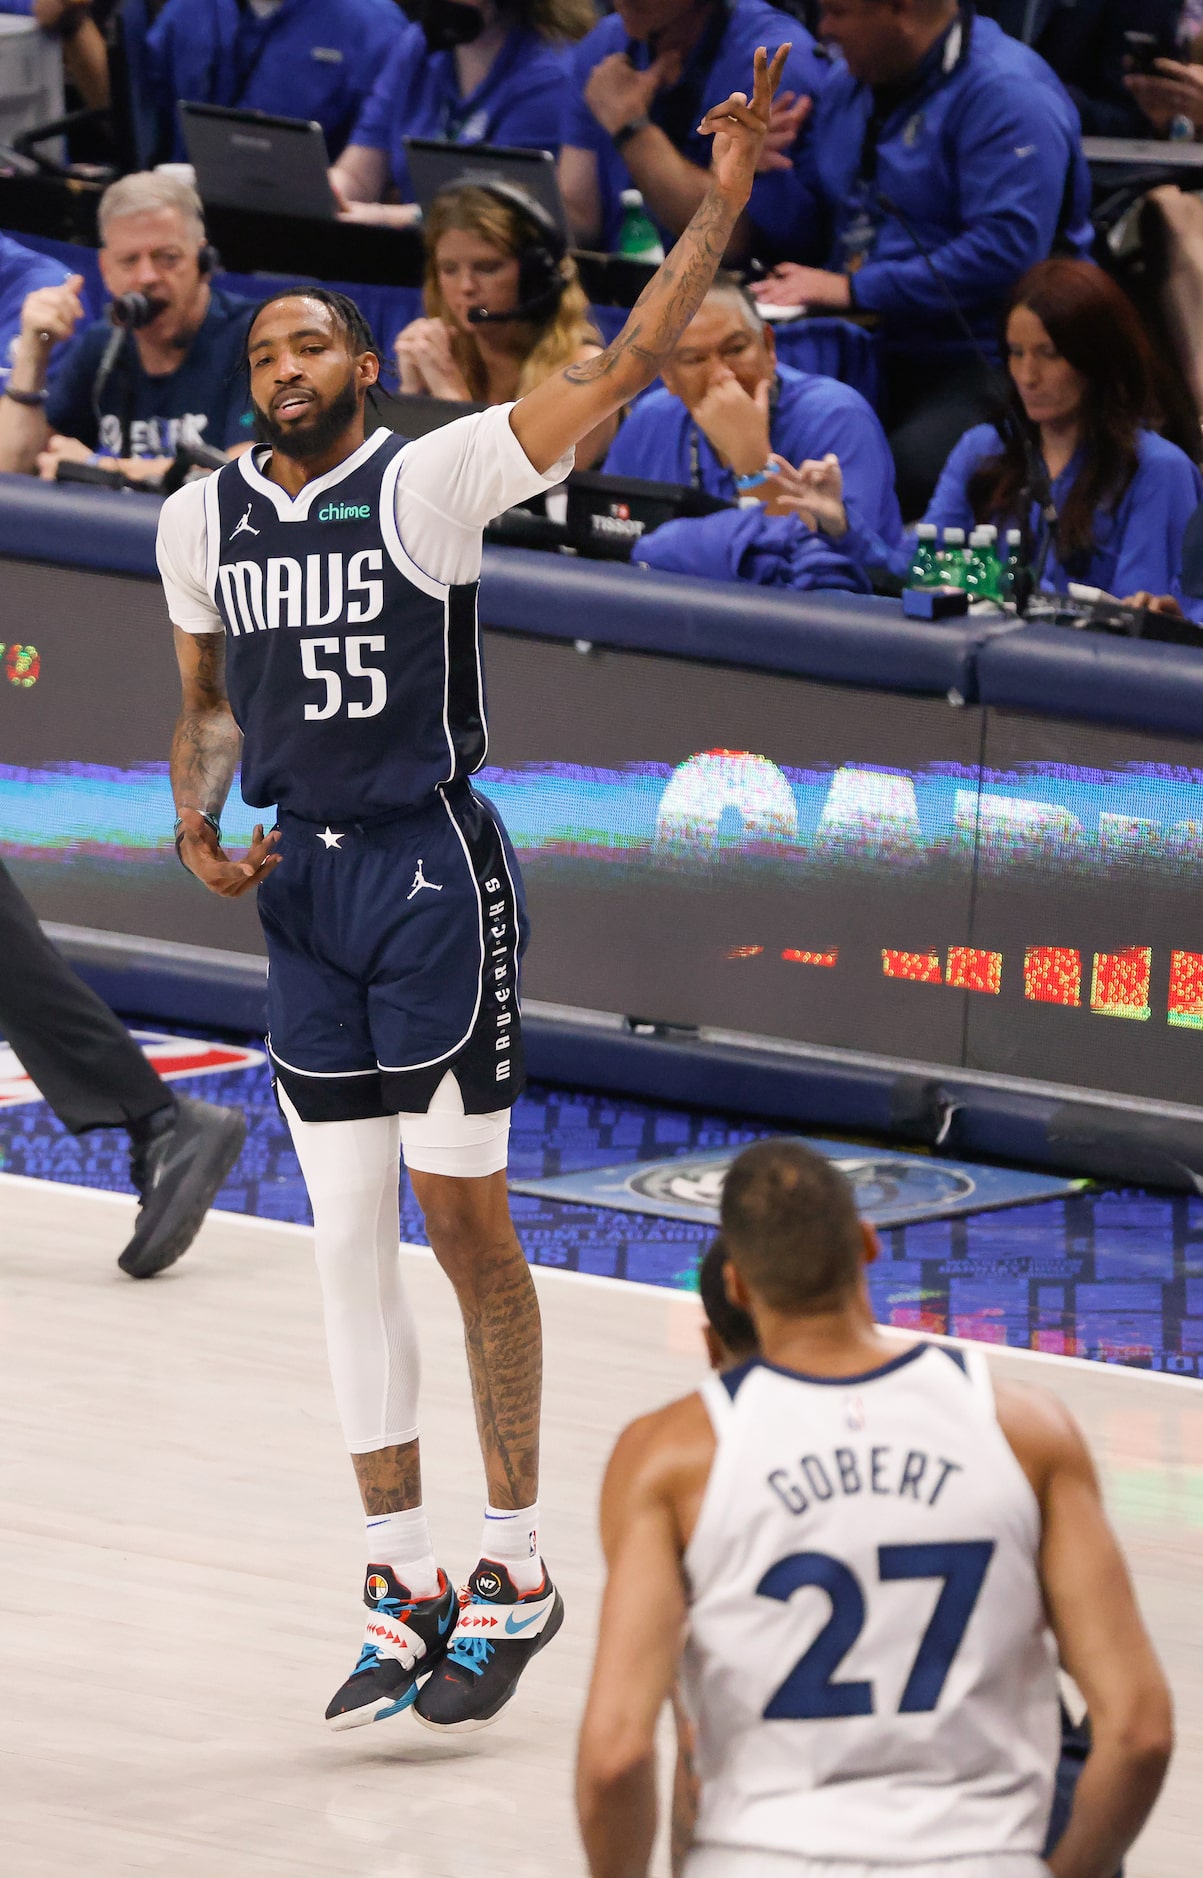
[147,0,404,161]
[791,13,1093,356]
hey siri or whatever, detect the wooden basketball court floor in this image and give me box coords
[1,1172,1200,1878]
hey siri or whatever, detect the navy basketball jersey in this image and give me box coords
[204,428,485,822]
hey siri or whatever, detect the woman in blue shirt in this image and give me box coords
[331,0,593,229]
[793,259,1203,606]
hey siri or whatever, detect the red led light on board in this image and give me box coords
[1090,946,1152,1021]
[1024,946,1082,1007]
[1169,952,1203,1030]
[730,937,1203,1029]
[882,950,942,983]
[946,947,1002,995]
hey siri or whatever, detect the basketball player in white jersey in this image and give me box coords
[158,47,790,1737]
[578,1140,1172,1877]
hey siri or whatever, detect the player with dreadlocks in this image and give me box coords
[153,43,789,1741]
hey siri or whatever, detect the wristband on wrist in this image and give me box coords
[4,386,48,407]
[174,811,221,870]
[734,462,776,493]
[613,114,651,149]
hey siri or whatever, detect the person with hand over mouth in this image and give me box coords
[604,278,899,590]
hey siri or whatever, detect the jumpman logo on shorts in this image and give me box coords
[231,503,259,540]
[406,859,443,900]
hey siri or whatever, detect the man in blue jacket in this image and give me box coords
[560,0,828,262]
[146,0,403,164]
[751,0,1093,516]
[605,281,901,590]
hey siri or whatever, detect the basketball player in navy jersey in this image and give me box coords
[579,1141,1172,1877]
[154,44,789,1737]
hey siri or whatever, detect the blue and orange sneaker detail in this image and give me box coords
[324,1563,457,1731]
[412,1559,564,1734]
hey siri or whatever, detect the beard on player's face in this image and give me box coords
[256,364,362,461]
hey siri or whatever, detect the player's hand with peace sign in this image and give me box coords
[698,44,792,209]
[176,807,280,898]
[513,46,790,475]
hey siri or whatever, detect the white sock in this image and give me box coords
[481,1501,542,1593]
[366,1505,439,1600]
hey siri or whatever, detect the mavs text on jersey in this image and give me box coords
[681,1343,1060,1869]
[156,406,572,1121]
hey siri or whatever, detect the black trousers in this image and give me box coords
[0,858,169,1134]
[883,349,1005,522]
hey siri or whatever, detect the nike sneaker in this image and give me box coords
[413,1559,564,1734]
[119,1096,246,1279]
[325,1564,457,1731]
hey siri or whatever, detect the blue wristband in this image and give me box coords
[734,464,774,493]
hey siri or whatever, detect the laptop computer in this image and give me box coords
[180,101,338,220]
[404,138,571,242]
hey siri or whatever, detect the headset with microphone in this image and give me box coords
[432,181,568,328]
[107,240,219,332]
[95,241,221,449]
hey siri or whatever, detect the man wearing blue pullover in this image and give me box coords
[560,0,828,262]
[146,0,403,164]
[751,0,1093,516]
[604,281,901,591]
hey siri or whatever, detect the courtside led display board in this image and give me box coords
[4,556,1203,1105]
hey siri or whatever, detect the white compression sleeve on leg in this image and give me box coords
[278,1087,421,1454]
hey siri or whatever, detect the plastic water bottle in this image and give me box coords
[999,527,1025,606]
[906,523,939,589]
[936,526,969,589]
[965,525,1001,601]
[618,189,664,263]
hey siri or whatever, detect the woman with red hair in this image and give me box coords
[784,260,1203,604]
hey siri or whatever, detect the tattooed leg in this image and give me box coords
[352,1438,423,1515]
[408,1167,541,1509]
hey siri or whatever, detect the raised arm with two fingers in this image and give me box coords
[511,45,791,475]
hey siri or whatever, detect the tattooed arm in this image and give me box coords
[170,626,280,898]
[510,44,789,475]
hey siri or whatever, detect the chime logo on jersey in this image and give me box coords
[218,550,385,636]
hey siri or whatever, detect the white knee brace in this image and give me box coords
[278,1088,421,1453]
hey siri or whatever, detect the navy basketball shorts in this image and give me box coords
[258,782,528,1131]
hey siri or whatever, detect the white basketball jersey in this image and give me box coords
[680,1342,1059,1862]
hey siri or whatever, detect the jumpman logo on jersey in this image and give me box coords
[406,859,443,900]
[231,503,259,540]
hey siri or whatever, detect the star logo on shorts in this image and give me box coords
[317,826,344,850]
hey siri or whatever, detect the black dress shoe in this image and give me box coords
[118,1096,246,1278]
